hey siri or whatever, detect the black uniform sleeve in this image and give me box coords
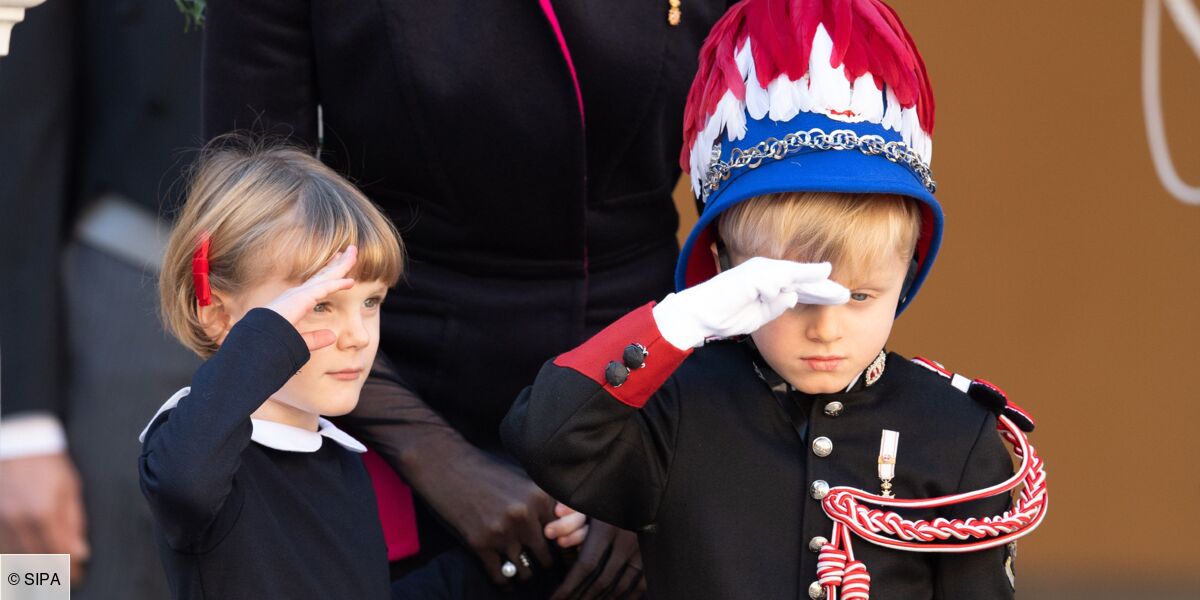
[933,411,1016,599]
[201,0,318,146]
[138,308,309,551]
[501,303,692,530]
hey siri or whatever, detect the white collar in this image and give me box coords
[138,387,367,453]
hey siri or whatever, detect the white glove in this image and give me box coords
[652,257,849,350]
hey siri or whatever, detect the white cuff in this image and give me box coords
[652,294,705,351]
[0,412,68,459]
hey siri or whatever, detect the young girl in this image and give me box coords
[139,140,587,599]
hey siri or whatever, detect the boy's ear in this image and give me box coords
[196,293,234,347]
[710,240,733,273]
[709,242,722,273]
[898,257,919,305]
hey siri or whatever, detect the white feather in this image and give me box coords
[719,92,747,142]
[737,38,772,121]
[913,129,932,165]
[881,86,901,132]
[808,25,852,113]
[701,101,724,148]
[767,74,799,122]
[899,107,919,151]
[689,135,707,196]
[848,74,884,123]
[792,75,817,114]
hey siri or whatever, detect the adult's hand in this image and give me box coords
[338,353,558,584]
[432,449,558,585]
[0,452,90,584]
[553,520,644,600]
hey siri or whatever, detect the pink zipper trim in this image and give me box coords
[537,0,585,123]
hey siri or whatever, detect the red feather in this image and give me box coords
[680,0,934,172]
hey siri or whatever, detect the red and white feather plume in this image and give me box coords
[682,0,936,196]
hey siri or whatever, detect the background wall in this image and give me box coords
[674,1,1200,596]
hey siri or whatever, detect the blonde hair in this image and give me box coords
[161,136,405,357]
[717,192,921,281]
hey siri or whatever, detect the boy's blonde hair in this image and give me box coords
[717,192,921,281]
[161,137,405,357]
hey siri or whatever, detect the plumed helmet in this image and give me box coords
[676,0,940,314]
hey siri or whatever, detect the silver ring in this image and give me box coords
[500,560,517,578]
[518,552,532,569]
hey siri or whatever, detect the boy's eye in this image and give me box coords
[850,292,870,302]
[313,302,330,313]
[364,297,382,309]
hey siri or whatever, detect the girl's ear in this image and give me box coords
[197,293,234,347]
[710,242,723,273]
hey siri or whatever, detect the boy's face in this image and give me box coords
[748,249,909,394]
[222,276,387,426]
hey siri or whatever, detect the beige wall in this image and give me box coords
[675,1,1200,594]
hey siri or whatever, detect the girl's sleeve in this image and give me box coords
[500,303,693,531]
[201,0,318,147]
[932,412,1017,599]
[138,308,309,551]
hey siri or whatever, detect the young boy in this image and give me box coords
[500,1,1047,599]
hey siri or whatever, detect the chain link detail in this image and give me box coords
[701,128,936,202]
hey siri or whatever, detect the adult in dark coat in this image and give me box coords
[0,1,202,598]
[201,0,738,595]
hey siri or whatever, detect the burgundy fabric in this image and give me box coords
[361,449,420,561]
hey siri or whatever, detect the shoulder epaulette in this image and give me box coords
[911,357,1035,433]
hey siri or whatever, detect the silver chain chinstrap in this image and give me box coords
[701,128,936,202]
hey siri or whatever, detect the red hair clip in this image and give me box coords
[192,234,212,307]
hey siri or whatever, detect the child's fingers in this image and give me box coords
[313,245,357,281]
[544,510,587,539]
[303,277,356,300]
[554,502,576,518]
[299,329,336,351]
[555,525,588,548]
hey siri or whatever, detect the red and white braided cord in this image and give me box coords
[814,414,1048,599]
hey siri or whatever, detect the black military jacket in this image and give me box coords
[502,304,1017,600]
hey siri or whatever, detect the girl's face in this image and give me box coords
[220,275,388,429]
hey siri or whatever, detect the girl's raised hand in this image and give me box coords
[264,246,357,351]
